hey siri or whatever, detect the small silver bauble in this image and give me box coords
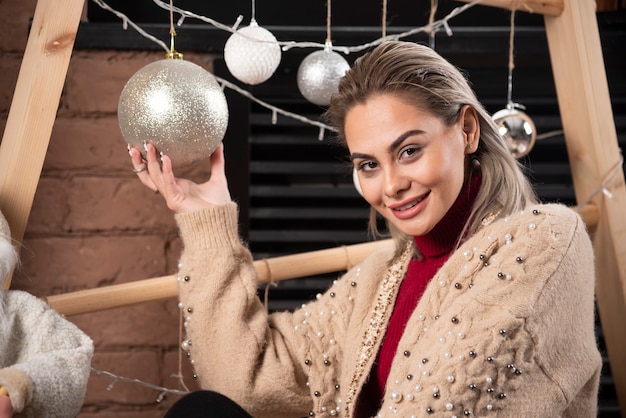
[492,105,537,158]
[118,54,229,168]
[297,44,350,106]
[224,19,282,85]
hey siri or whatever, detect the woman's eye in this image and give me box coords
[358,161,377,172]
[401,146,422,159]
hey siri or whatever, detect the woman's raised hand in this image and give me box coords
[129,143,232,214]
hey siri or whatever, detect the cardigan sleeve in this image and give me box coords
[174,203,367,418]
[0,291,93,418]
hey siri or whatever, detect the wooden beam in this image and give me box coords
[544,0,626,411]
[0,0,85,289]
[456,0,564,16]
[45,238,394,316]
[45,202,599,317]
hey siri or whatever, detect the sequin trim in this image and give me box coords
[344,242,413,416]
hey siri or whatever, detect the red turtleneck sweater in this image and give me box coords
[356,173,481,417]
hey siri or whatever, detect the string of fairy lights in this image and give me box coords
[86,0,622,403]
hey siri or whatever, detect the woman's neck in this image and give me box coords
[414,171,482,259]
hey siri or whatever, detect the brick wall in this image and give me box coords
[1,1,207,415]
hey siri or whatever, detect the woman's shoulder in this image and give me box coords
[461,202,593,285]
[486,202,588,242]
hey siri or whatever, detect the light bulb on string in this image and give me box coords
[117,26,229,169]
[223,0,281,85]
[491,6,536,159]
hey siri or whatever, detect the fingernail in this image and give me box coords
[143,141,148,152]
[159,151,164,162]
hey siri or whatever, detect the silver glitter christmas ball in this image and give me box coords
[492,107,537,158]
[118,58,229,168]
[297,48,350,106]
[224,20,282,85]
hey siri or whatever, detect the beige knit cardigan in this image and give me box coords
[175,202,601,418]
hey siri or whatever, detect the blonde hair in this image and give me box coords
[325,41,537,255]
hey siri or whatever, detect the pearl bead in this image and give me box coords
[462,249,473,260]
[447,375,455,383]
[446,402,454,410]
[390,391,403,403]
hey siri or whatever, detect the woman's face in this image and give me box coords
[345,94,478,237]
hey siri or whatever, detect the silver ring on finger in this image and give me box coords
[132,163,147,174]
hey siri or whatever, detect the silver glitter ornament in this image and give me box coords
[118,57,229,169]
[297,43,350,106]
[492,104,537,158]
[224,19,281,85]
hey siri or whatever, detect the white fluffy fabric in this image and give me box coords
[0,235,17,283]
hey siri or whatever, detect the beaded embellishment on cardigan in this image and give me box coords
[344,241,413,417]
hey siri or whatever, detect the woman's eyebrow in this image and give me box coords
[350,129,425,162]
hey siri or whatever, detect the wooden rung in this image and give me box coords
[45,203,598,317]
[44,238,394,316]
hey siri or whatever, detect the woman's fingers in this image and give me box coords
[143,143,165,193]
[129,145,156,189]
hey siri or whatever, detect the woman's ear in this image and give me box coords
[461,105,480,154]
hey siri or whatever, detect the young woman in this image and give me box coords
[131,41,601,417]
[0,210,93,418]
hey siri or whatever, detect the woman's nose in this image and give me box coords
[383,167,410,197]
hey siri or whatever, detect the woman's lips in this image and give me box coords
[390,191,430,219]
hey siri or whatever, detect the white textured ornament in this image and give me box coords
[492,106,537,158]
[297,46,350,106]
[224,20,282,85]
[118,58,229,169]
